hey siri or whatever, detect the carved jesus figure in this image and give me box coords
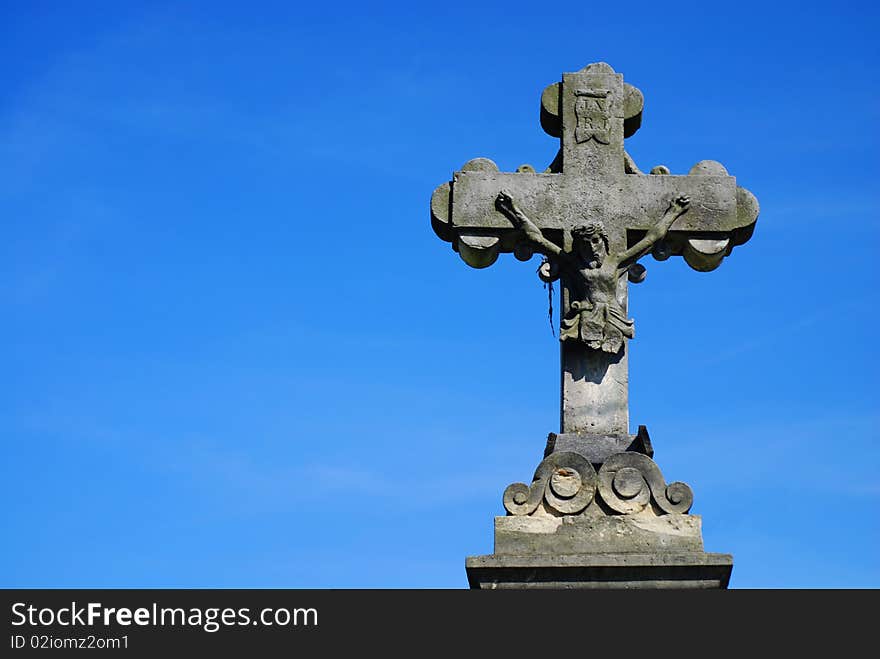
[495,190,690,354]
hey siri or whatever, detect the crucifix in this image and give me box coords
[431,62,758,440]
[433,63,759,589]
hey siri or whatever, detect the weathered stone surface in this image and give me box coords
[545,425,653,461]
[598,452,693,515]
[465,552,733,589]
[502,445,691,518]
[562,344,630,433]
[503,451,597,517]
[494,513,704,555]
[452,171,739,233]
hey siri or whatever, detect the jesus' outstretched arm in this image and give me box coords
[617,195,690,271]
[495,190,564,258]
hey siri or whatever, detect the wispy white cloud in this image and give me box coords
[154,436,508,514]
[691,298,863,367]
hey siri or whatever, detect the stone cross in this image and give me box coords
[431,62,758,439]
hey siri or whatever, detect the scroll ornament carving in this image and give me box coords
[503,451,693,517]
[503,452,597,516]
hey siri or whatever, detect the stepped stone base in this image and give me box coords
[466,513,731,589]
[469,430,732,589]
[466,552,732,589]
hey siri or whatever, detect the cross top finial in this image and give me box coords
[581,61,616,73]
[540,62,645,157]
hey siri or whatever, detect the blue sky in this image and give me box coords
[1,1,877,587]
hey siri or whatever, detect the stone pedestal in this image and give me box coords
[466,427,732,589]
[466,513,732,589]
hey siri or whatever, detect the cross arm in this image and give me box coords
[431,159,758,271]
